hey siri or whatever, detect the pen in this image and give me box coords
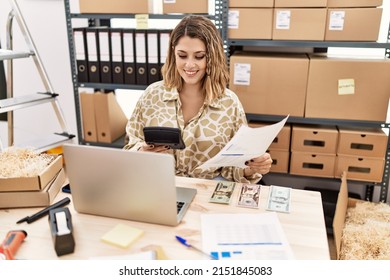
[175,235,218,260]
[16,197,71,224]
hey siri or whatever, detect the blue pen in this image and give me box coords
[175,235,218,260]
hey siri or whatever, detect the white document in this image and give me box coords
[200,115,289,169]
[201,212,295,260]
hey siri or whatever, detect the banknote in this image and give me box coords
[266,185,291,213]
[209,181,235,204]
[237,184,261,208]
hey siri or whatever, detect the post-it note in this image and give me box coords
[101,224,144,249]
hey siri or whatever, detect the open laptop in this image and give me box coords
[62,143,197,226]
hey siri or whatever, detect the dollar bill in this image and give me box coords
[266,185,291,213]
[237,184,261,208]
[209,181,235,204]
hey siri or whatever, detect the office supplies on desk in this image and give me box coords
[16,197,71,224]
[0,230,27,260]
[101,224,144,249]
[62,143,196,226]
[175,235,217,260]
[49,207,75,256]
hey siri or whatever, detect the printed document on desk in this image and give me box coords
[201,212,294,260]
[200,115,289,169]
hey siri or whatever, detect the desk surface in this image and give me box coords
[0,176,330,260]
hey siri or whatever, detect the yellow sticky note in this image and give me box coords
[135,14,149,29]
[338,78,355,95]
[101,224,144,249]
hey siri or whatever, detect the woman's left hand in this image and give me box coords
[244,153,273,176]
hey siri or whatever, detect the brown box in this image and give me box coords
[305,54,390,122]
[327,0,383,7]
[290,152,336,178]
[249,123,291,150]
[0,155,63,192]
[229,52,309,117]
[291,125,339,154]
[272,8,327,40]
[79,0,152,14]
[229,0,274,7]
[228,8,273,39]
[163,0,208,14]
[269,149,290,173]
[274,0,327,7]
[0,168,65,209]
[337,127,388,158]
[335,155,384,182]
[325,8,382,42]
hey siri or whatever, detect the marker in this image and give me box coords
[175,235,218,260]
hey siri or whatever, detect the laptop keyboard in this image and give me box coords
[176,201,185,214]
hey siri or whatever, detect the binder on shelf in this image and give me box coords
[122,29,136,85]
[80,92,98,142]
[94,91,128,143]
[97,28,112,84]
[86,28,100,83]
[147,29,160,84]
[73,28,89,83]
[158,29,171,80]
[110,29,125,84]
[134,29,148,85]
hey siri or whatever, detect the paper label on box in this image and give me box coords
[329,11,345,31]
[338,79,355,95]
[136,14,149,30]
[228,10,239,29]
[276,11,291,30]
[233,63,251,86]
[163,0,176,3]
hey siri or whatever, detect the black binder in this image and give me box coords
[122,29,136,85]
[97,28,112,84]
[158,29,171,80]
[85,28,100,83]
[134,29,148,85]
[73,28,89,83]
[147,29,160,85]
[110,29,125,84]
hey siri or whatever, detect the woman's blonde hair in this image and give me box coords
[162,15,229,103]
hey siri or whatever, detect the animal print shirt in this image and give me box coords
[124,81,262,184]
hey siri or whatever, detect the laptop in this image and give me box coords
[62,143,197,226]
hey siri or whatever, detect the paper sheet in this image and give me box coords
[199,115,289,169]
[201,212,295,260]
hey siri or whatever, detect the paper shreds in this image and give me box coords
[340,201,390,260]
[0,147,55,178]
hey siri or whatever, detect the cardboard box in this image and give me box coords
[79,0,152,14]
[229,0,274,7]
[327,0,383,7]
[163,0,208,14]
[325,8,382,41]
[228,8,273,39]
[0,155,63,192]
[0,168,65,209]
[291,125,339,154]
[272,8,327,41]
[305,54,390,122]
[274,0,327,7]
[335,155,384,182]
[249,123,291,150]
[337,127,388,158]
[290,152,336,178]
[269,149,290,173]
[229,52,309,117]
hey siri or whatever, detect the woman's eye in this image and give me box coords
[177,54,187,59]
[196,56,205,60]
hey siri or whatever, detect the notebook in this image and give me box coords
[62,143,197,226]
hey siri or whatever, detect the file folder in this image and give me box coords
[94,91,128,143]
[147,29,160,84]
[80,92,98,142]
[98,28,112,84]
[122,29,136,85]
[73,28,89,83]
[110,29,125,84]
[86,28,101,83]
[135,29,148,85]
[158,29,171,80]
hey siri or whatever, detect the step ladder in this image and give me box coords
[0,0,74,152]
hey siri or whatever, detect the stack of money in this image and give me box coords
[237,184,261,208]
[209,181,235,204]
[266,185,292,213]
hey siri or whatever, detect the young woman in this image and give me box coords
[124,15,272,183]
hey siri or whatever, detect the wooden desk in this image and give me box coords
[0,176,330,260]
